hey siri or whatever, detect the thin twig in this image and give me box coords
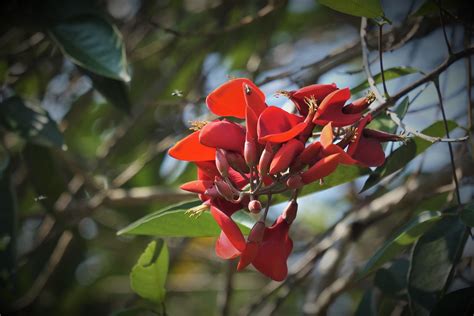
[387,109,469,143]
[433,80,462,204]
[360,17,385,103]
[378,23,389,97]
[438,0,453,55]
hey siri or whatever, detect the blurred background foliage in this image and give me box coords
[0,0,473,315]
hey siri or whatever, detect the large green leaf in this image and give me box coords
[49,15,130,82]
[0,96,65,149]
[367,97,409,133]
[407,215,468,315]
[299,164,368,198]
[318,0,383,18]
[374,258,409,297]
[130,240,168,304]
[358,211,442,279]
[83,68,132,114]
[361,120,458,192]
[118,200,252,237]
[351,67,419,95]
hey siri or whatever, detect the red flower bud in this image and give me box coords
[226,151,250,173]
[214,178,238,201]
[363,129,404,142]
[282,200,298,224]
[258,142,275,176]
[286,174,303,189]
[244,139,258,167]
[301,153,341,184]
[269,139,304,175]
[342,96,371,114]
[215,148,229,178]
[248,199,262,213]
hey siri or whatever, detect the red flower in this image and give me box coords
[313,88,362,127]
[285,83,338,116]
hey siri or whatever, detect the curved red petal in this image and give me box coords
[269,139,304,174]
[195,161,220,181]
[243,82,267,141]
[313,88,360,127]
[199,120,245,153]
[347,115,371,156]
[322,144,357,165]
[251,217,293,281]
[210,206,246,252]
[298,141,323,165]
[180,180,213,194]
[206,78,265,119]
[301,153,341,184]
[351,136,385,167]
[169,131,216,161]
[289,83,338,116]
[237,242,259,271]
[320,122,334,148]
[258,106,307,143]
[216,231,241,259]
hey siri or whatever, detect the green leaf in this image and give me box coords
[460,203,474,227]
[408,215,468,315]
[318,0,383,18]
[358,211,443,279]
[111,307,158,316]
[0,96,65,149]
[48,15,130,82]
[83,68,132,114]
[374,258,409,297]
[351,67,419,95]
[367,97,410,133]
[130,240,168,304]
[361,120,458,192]
[430,287,474,316]
[117,200,252,237]
[0,163,17,282]
[299,164,368,198]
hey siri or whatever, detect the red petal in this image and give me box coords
[210,206,246,252]
[289,83,338,116]
[243,82,267,141]
[313,88,360,127]
[298,142,323,165]
[199,120,245,153]
[269,139,304,174]
[237,242,259,270]
[351,136,385,167]
[322,145,357,165]
[195,161,220,181]
[301,153,341,184]
[206,78,265,119]
[251,217,293,281]
[180,180,213,194]
[169,131,216,161]
[363,129,403,142]
[216,231,241,259]
[258,106,307,143]
[320,122,334,148]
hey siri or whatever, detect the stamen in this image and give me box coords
[185,204,209,218]
[244,84,252,95]
[275,90,291,98]
[189,120,209,131]
[366,91,376,104]
[304,96,318,113]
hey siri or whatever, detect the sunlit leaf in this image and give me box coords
[351,67,419,94]
[117,200,252,237]
[318,0,384,18]
[408,215,468,315]
[0,96,65,149]
[49,15,130,82]
[358,211,443,279]
[130,240,168,304]
[362,120,458,192]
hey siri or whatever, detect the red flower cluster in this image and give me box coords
[168,78,401,281]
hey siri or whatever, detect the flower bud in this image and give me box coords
[226,151,250,173]
[282,200,298,225]
[342,96,371,114]
[363,129,404,142]
[244,139,258,167]
[215,148,229,178]
[258,143,275,176]
[214,178,238,201]
[248,199,262,213]
[269,139,304,175]
[286,174,304,189]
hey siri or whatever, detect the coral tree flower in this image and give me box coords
[168,77,402,281]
